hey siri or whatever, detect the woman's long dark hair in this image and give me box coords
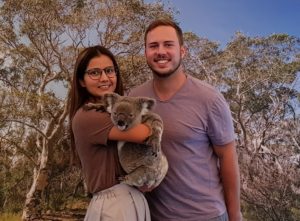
[69,45,124,166]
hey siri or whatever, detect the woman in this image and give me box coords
[69,45,151,221]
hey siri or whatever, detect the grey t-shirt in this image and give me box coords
[129,75,235,221]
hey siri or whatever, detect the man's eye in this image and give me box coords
[149,45,157,48]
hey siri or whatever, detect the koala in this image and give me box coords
[84,93,168,188]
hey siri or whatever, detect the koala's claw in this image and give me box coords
[147,140,161,154]
[82,103,93,111]
[83,103,106,112]
[118,176,126,182]
[152,151,158,157]
[145,137,160,154]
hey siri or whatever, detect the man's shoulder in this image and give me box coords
[128,80,153,97]
[187,75,220,97]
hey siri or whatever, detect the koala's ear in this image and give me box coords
[139,97,156,113]
[104,93,120,113]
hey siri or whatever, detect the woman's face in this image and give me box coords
[80,55,117,97]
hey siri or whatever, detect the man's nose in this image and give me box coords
[157,45,166,54]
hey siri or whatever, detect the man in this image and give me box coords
[129,19,242,221]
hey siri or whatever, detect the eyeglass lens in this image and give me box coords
[85,67,116,80]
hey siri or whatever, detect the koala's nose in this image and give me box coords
[117,120,125,127]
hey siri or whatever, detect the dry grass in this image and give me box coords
[0,213,21,221]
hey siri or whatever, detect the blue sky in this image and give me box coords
[145,0,300,110]
[148,0,300,47]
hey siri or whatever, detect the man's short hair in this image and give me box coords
[144,18,184,46]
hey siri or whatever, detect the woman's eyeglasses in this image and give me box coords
[85,67,116,80]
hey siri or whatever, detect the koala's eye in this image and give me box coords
[113,112,117,116]
[129,113,134,118]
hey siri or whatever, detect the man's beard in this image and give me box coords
[148,58,182,79]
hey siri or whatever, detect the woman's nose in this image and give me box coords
[98,72,109,81]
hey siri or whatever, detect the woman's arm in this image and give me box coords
[108,124,151,143]
[75,108,151,144]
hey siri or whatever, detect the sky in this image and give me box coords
[147,0,300,47]
[145,0,300,111]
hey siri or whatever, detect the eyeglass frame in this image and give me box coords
[85,66,117,80]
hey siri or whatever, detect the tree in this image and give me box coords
[218,33,300,220]
[183,31,221,86]
[1,0,300,220]
[179,31,300,220]
[0,0,174,219]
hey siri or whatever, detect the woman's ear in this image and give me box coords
[79,79,86,87]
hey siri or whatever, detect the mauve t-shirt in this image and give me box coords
[129,75,236,221]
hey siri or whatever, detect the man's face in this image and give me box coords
[145,26,185,78]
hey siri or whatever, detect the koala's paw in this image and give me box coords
[118,176,126,183]
[119,175,143,187]
[83,103,106,112]
[145,127,162,154]
[145,135,161,154]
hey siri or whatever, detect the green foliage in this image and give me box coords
[223,33,300,220]
[0,0,300,220]
[0,0,176,218]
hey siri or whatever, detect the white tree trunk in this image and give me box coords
[22,143,49,221]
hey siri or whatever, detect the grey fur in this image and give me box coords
[84,93,168,188]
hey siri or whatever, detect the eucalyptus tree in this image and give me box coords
[218,33,300,220]
[183,31,221,86]
[181,31,300,220]
[0,0,174,219]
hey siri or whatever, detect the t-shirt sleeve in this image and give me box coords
[207,94,236,146]
[72,108,114,146]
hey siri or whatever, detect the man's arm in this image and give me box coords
[213,141,243,221]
